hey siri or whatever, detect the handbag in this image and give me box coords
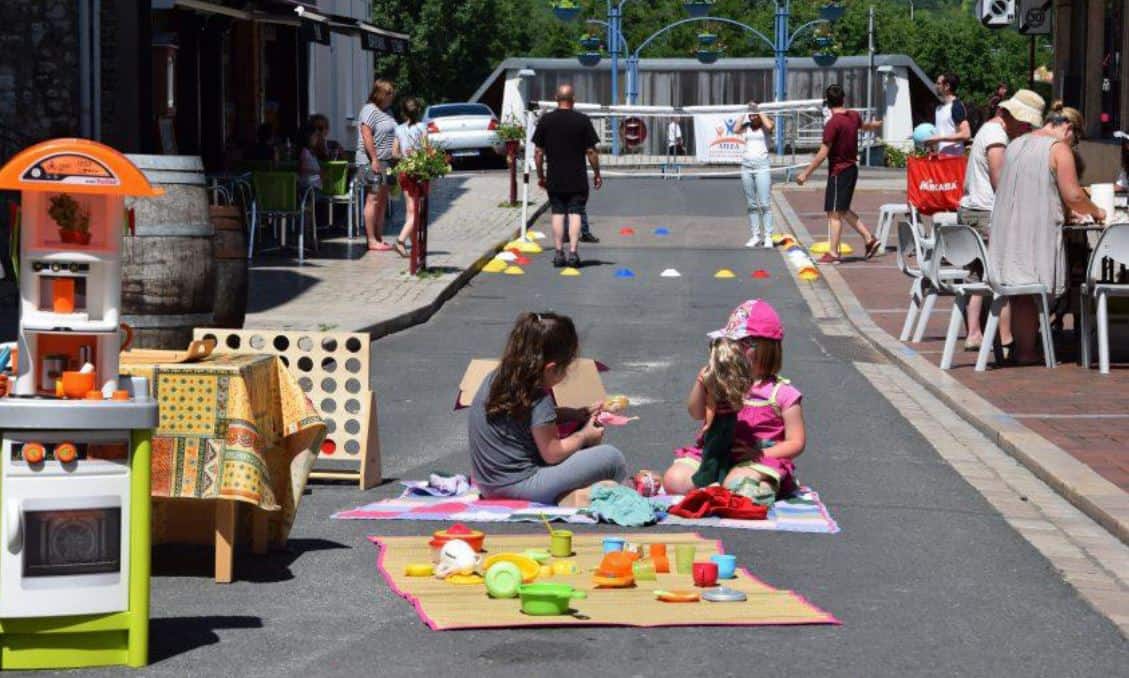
[907,154,967,215]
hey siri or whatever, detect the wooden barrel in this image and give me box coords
[122,155,215,349]
[210,204,248,328]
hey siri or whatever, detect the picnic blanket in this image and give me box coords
[335,483,839,534]
[370,532,840,630]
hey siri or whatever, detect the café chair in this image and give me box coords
[1079,224,1129,374]
[974,246,1058,372]
[933,225,994,369]
[895,221,964,343]
[874,203,911,254]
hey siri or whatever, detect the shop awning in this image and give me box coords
[292,5,408,53]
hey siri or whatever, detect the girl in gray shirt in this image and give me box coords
[468,312,627,505]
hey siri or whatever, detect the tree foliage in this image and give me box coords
[373,0,1047,109]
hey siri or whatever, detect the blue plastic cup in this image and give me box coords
[710,554,737,579]
[602,537,626,553]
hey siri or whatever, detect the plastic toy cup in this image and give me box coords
[603,536,626,553]
[674,544,696,574]
[650,544,670,573]
[550,529,573,557]
[692,561,719,588]
[632,560,657,581]
[710,554,737,579]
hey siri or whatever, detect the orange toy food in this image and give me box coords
[655,589,700,603]
[54,442,78,464]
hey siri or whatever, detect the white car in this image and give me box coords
[424,103,505,161]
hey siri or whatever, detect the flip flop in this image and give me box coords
[864,238,882,259]
[393,240,409,258]
[368,241,394,252]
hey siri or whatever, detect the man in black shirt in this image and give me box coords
[532,84,603,267]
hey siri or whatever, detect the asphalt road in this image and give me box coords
[62,179,1126,678]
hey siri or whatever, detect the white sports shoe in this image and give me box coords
[745,236,761,248]
[762,235,775,248]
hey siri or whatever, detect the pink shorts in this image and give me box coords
[674,446,797,497]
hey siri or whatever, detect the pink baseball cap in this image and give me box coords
[707,299,784,341]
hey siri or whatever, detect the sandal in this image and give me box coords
[368,241,394,252]
[816,253,841,265]
[864,238,882,259]
[393,239,409,258]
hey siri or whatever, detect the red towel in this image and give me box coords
[668,486,768,521]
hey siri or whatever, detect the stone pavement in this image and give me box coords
[776,183,1129,545]
[243,173,545,336]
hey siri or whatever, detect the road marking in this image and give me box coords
[1009,414,1129,419]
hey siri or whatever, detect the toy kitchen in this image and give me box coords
[0,139,159,670]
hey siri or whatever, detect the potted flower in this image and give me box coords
[696,48,720,65]
[684,0,715,18]
[48,193,92,245]
[812,51,838,67]
[580,32,601,50]
[553,0,581,22]
[697,31,718,47]
[814,27,834,48]
[393,138,452,197]
[495,116,526,162]
[819,2,845,22]
[578,51,602,67]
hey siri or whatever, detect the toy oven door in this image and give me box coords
[0,494,129,618]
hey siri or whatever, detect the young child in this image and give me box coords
[662,299,806,505]
[468,312,628,505]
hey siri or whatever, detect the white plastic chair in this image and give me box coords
[895,221,965,342]
[933,225,994,369]
[874,203,911,254]
[974,250,1058,371]
[1079,224,1129,373]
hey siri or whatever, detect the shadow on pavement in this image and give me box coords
[149,615,264,664]
[152,538,349,583]
[245,269,323,315]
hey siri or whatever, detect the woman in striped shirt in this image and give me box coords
[356,79,398,251]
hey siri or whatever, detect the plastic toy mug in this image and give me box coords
[692,562,719,588]
[650,544,670,573]
[517,583,587,616]
[433,539,480,578]
[674,544,696,574]
[603,536,626,553]
[632,560,657,581]
[710,554,737,579]
[550,529,573,557]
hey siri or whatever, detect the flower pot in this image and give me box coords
[580,35,601,50]
[819,4,845,22]
[815,36,833,48]
[685,1,713,18]
[577,51,601,67]
[813,52,838,67]
[553,5,580,22]
[696,49,719,65]
[697,33,718,47]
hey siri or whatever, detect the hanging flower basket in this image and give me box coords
[812,52,838,67]
[553,2,581,22]
[819,3,845,22]
[578,51,602,67]
[696,49,720,65]
[697,32,718,47]
[684,1,714,19]
[815,36,833,48]
[580,35,601,50]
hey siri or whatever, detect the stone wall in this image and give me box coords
[0,0,80,161]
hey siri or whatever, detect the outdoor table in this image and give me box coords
[121,353,325,583]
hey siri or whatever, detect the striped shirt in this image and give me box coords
[356,103,396,166]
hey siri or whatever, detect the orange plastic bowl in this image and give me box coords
[61,371,95,399]
[432,524,486,552]
[596,552,635,578]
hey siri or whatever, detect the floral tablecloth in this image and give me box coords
[122,353,325,544]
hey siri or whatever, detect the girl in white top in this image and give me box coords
[739,101,775,248]
[391,97,428,258]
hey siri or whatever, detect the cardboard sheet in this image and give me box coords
[455,358,607,410]
[369,532,839,630]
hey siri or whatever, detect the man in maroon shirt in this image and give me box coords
[796,84,884,263]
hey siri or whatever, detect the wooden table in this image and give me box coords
[122,353,325,582]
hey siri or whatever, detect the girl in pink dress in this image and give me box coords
[662,300,807,505]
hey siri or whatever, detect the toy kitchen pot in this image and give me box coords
[0,139,162,670]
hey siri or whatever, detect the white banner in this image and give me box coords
[693,112,747,164]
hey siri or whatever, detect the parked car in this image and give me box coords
[423,103,505,162]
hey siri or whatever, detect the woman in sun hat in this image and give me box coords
[662,300,807,506]
[956,88,1045,350]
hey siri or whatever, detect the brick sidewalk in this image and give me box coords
[244,173,543,336]
[778,187,1129,497]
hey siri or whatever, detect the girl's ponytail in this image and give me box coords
[487,312,578,419]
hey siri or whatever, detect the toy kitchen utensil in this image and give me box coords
[710,554,737,579]
[517,583,587,616]
[692,561,719,587]
[482,552,541,583]
[485,562,523,599]
[550,529,573,557]
[434,539,481,578]
[430,523,485,552]
[702,586,748,603]
[655,589,700,603]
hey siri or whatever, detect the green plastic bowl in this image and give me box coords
[517,583,587,615]
[523,549,551,564]
[485,562,523,599]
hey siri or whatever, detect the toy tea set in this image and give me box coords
[0,140,162,669]
[405,523,749,615]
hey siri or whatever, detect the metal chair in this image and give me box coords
[250,171,317,264]
[317,161,354,235]
[933,225,994,369]
[1079,224,1129,374]
[894,220,965,343]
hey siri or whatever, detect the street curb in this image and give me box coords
[360,200,551,339]
[775,189,1129,546]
